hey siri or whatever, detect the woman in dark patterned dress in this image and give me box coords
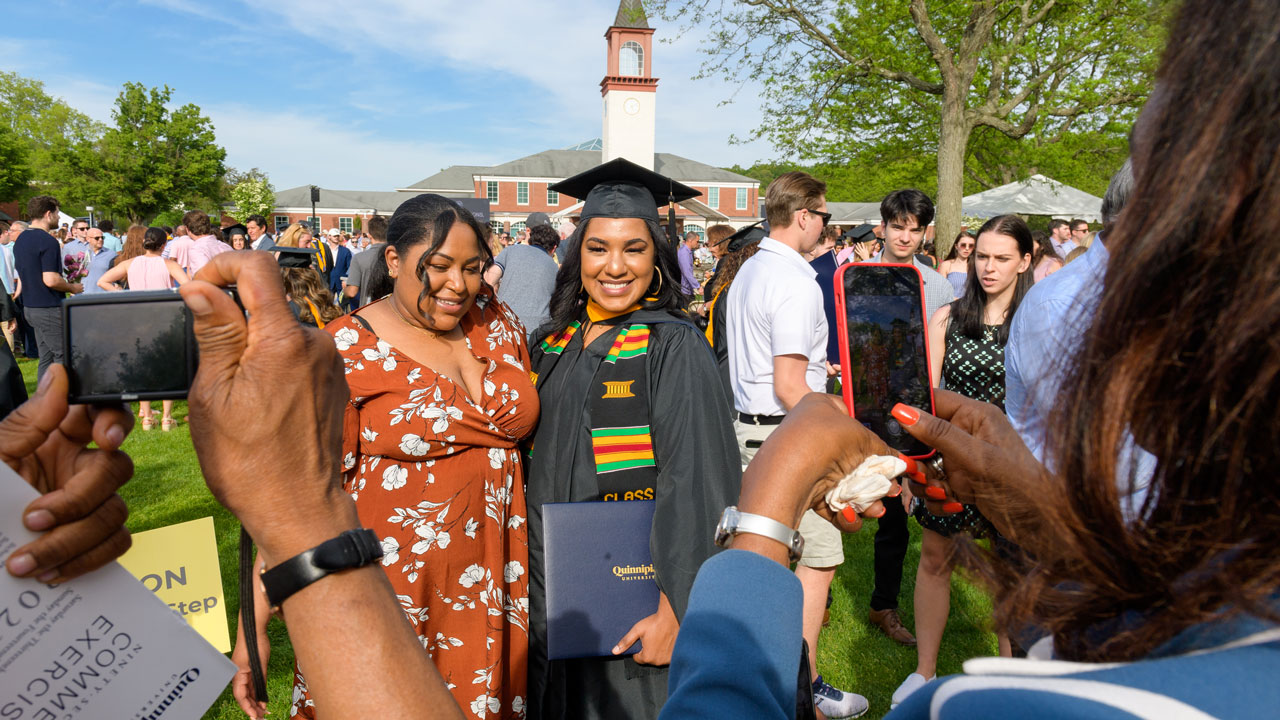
[892,214,1034,709]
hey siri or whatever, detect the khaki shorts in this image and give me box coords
[734,419,845,568]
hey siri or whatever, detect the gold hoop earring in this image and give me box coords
[648,266,664,296]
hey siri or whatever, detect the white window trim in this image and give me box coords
[338,217,354,233]
[736,187,748,210]
[547,188,559,205]
[620,41,644,77]
[708,187,719,208]
[486,181,499,203]
[517,181,530,206]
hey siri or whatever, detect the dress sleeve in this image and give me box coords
[648,322,743,621]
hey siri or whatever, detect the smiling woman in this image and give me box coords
[524,159,742,720]
[229,194,540,720]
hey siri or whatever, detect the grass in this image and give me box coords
[16,357,997,720]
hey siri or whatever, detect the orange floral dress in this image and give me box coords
[292,295,538,719]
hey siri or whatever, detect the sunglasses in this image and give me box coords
[805,208,832,227]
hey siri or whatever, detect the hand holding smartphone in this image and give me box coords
[834,263,936,459]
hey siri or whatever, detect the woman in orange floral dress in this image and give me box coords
[231,194,537,720]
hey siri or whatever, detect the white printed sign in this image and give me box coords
[0,463,235,719]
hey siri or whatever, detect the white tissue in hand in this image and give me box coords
[824,455,906,514]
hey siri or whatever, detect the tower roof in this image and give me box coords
[612,0,649,29]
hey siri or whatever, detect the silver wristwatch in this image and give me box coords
[714,506,804,562]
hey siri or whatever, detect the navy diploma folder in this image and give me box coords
[543,500,659,660]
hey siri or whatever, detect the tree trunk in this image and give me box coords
[934,99,970,260]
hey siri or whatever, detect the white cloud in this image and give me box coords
[204,103,508,189]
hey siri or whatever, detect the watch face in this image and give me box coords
[714,506,739,548]
[624,98,640,115]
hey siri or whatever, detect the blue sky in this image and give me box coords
[2,0,771,191]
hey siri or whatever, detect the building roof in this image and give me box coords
[478,149,756,185]
[273,186,412,213]
[827,201,883,225]
[398,165,488,195]
[613,0,649,29]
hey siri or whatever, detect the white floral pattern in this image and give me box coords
[296,300,537,720]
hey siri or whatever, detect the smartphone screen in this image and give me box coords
[837,264,934,457]
[65,295,193,401]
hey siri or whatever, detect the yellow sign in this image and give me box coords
[602,380,636,399]
[117,516,230,652]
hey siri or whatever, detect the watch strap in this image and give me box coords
[717,506,804,562]
[260,528,383,609]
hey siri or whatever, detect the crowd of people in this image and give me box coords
[2,0,1278,718]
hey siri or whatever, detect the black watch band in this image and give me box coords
[260,529,383,609]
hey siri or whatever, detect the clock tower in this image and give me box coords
[601,0,657,169]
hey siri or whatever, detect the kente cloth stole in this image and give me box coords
[534,321,657,501]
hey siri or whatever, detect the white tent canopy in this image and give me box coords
[962,174,1103,222]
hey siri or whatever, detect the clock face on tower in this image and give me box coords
[624,98,640,115]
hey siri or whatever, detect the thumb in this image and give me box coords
[892,402,973,461]
[613,621,644,655]
[0,365,69,465]
[180,280,247,380]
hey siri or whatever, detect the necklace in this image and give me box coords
[387,297,448,339]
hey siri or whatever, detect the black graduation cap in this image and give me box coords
[724,221,767,253]
[843,223,877,243]
[264,243,319,269]
[549,157,699,224]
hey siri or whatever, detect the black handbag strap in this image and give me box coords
[239,526,268,703]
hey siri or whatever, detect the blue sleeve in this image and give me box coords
[679,247,697,291]
[661,550,801,720]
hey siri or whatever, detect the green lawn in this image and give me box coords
[16,357,996,719]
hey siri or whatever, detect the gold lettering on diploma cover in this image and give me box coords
[612,563,656,581]
[601,380,636,399]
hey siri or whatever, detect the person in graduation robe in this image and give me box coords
[700,222,765,407]
[524,158,742,720]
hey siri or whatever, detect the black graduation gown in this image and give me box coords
[526,309,742,720]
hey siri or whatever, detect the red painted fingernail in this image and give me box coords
[841,506,858,523]
[925,487,947,500]
[891,404,919,426]
[907,470,927,483]
[942,502,964,514]
[872,505,887,518]
[897,454,918,473]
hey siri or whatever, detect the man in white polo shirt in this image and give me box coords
[725,171,868,719]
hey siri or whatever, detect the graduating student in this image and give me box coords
[525,158,741,720]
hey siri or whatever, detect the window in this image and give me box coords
[517,181,529,205]
[511,221,527,234]
[274,216,290,233]
[489,220,505,235]
[307,216,322,232]
[338,217,354,233]
[486,181,499,203]
[686,224,705,241]
[620,41,644,77]
[736,187,748,210]
[707,187,719,208]
[547,188,559,205]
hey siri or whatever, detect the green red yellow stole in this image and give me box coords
[532,309,657,501]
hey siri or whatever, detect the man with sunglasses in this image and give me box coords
[725,171,870,718]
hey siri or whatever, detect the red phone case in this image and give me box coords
[832,261,937,460]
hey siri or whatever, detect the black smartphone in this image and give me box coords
[62,290,197,404]
[834,263,936,459]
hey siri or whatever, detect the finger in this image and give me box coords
[8,494,129,580]
[23,449,132,531]
[179,279,251,382]
[893,399,978,462]
[40,524,132,582]
[0,364,68,465]
[613,623,643,655]
[54,402,133,450]
[819,505,861,533]
[189,250,295,330]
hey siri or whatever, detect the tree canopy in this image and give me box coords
[0,71,102,207]
[660,0,1168,255]
[77,83,226,225]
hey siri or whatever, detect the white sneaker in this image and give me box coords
[811,675,869,719]
[891,672,934,709]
